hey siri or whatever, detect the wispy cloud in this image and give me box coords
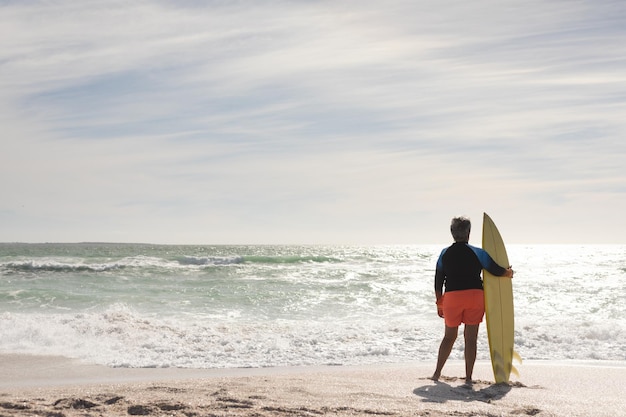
[1,0,625,243]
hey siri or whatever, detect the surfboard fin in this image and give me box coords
[511,365,519,378]
[513,350,523,364]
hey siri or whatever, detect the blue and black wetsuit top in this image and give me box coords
[435,242,506,294]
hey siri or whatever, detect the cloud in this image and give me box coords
[1,0,625,243]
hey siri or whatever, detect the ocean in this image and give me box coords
[1,243,624,368]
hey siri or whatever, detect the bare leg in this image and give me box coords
[432,326,458,381]
[463,324,480,383]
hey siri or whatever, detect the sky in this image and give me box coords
[1,0,625,245]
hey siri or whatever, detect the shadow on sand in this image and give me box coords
[413,377,513,404]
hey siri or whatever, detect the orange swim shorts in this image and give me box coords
[441,289,485,327]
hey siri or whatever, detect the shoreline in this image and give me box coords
[1,355,625,416]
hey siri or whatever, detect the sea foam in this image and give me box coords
[1,244,625,367]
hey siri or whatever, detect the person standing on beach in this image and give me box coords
[431,216,514,384]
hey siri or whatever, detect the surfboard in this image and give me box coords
[482,212,521,383]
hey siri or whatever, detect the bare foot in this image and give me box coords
[430,373,440,382]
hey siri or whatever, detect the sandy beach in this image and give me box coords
[1,355,625,417]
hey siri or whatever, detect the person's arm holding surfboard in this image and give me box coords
[469,246,514,278]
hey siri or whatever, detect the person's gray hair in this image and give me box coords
[450,217,471,242]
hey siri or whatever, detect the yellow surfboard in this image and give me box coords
[482,213,521,383]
